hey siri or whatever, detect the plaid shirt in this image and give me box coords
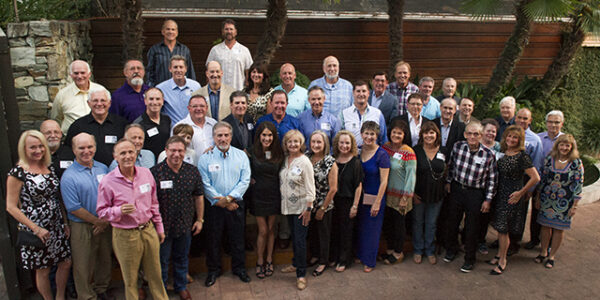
[387,81,419,116]
[447,141,498,202]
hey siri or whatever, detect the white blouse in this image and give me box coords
[279,155,316,215]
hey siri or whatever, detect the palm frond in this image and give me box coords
[575,1,600,33]
[460,0,504,20]
[524,0,572,21]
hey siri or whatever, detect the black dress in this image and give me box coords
[492,151,533,235]
[250,151,282,216]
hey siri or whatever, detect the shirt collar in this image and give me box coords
[169,78,189,90]
[113,165,139,182]
[72,160,95,171]
[208,85,221,95]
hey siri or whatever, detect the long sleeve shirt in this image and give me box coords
[297,109,341,149]
[387,81,419,116]
[308,76,354,118]
[525,128,544,173]
[447,141,498,202]
[147,41,196,87]
[280,155,316,215]
[197,146,251,206]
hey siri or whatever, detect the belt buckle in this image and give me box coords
[137,222,148,230]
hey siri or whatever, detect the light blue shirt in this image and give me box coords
[339,105,388,146]
[370,91,383,109]
[157,78,202,126]
[60,160,109,223]
[309,76,353,118]
[525,128,544,174]
[197,146,251,205]
[274,84,310,117]
[109,149,156,171]
[298,109,341,148]
[421,96,441,120]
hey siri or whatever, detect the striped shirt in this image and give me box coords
[447,141,498,202]
[146,41,196,87]
[387,81,419,116]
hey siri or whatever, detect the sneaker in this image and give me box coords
[443,251,456,263]
[478,243,489,255]
[460,262,474,273]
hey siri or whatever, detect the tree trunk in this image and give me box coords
[253,0,288,68]
[121,0,144,61]
[388,0,405,75]
[477,0,532,114]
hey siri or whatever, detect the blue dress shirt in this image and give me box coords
[197,146,251,205]
[207,85,221,120]
[109,149,156,171]
[256,113,301,142]
[538,131,563,158]
[421,96,441,120]
[308,76,353,118]
[274,84,310,117]
[60,160,109,222]
[157,78,202,126]
[298,109,341,148]
[524,128,544,173]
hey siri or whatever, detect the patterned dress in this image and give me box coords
[309,154,336,212]
[247,88,275,123]
[537,157,584,230]
[9,165,70,270]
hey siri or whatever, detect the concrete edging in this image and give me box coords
[580,162,600,205]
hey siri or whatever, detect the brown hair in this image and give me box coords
[172,123,194,137]
[252,121,284,163]
[550,134,580,162]
[332,130,358,157]
[418,121,442,147]
[309,130,331,156]
[500,125,525,152]
[244,63,271,95]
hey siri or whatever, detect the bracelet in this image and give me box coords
[198,219,204,223]
[351,205,358,210]
[320,206,326,211]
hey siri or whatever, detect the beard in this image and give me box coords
[131,77,144,86]
[217,144,229,151]
[48,140,60,151]
[325,72,339,81]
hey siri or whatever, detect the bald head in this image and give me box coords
[40,119,62,153]
[72,133,96,167]
[72,132,96,148]
[515,108,532,130]
[280,63,297,88]
[206,61,223,89]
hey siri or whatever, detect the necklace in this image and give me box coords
[558,159,568,164]
[425,149,445,180]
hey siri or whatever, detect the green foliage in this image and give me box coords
[0,0,90,29]
[581,155,599,186]
[579,116,600,156]
[461,0,572,21]
[270,70,311,89]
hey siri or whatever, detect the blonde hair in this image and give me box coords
[333,130,358,157]
[282,130,306,155]
[309,130,330,156]
[550,134,579,162]
[17,130,52,168]
[500,125,525,152]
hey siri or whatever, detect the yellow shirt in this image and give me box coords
[51,81,108,134]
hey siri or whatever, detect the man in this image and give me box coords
[110,59,150,122]
[193,61,234,121]
[418,77,441,120]
[223,91,254,152]
[457,98,478,125]
[433,98,465,158]
[197,122,251,287]
[40,119,74,177]
[298,86,341,147]
[150,136,204,300]
[108,124,156,170]
[157,55,202,126]
[134,88,172,159]
[175,95,217,161]
[61,133,112,300]
[206,19,253,90]
[340,81,387,147]
[444,122,498,273]
[436,77,461,102]
[368,71,398,125]
[97,139,167,300]
[390,93,430,147]
[256,90,301,140]
[64,89,128,166]
[495,96,516,141]
[147,19,196,87]
[51,60,109,134]
[387,61,419,116]
[274,63,310,118]
[308,56,353,118]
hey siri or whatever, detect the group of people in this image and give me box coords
[5,17,584,300]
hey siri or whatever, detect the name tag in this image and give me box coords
[320,123,331,131]
[474,156,485,165]
[393,153,403,160]
[352,123,358,129]
[105,135,117,144]
[265,151,272,160]
[208,164,221,172]
[185,89,192,96]
[291,166,302,176]
[436,153,446,162]
[147,127,159,137]
[96,174,105,183]
[496,152,505,160]
[247,123,254,130]
[59,160,72,169]
[160,180,173,189]
[31,174,45,185]
[139,183,151,194]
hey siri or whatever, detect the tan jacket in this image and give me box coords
[192,84,234,121]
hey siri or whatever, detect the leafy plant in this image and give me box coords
[0,0,90,29]
[579,116,600,156]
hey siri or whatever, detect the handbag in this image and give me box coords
[16,230,46,248]
[362,193,378,206]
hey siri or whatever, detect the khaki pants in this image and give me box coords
[70,221,112,300]
[112,224,167,300]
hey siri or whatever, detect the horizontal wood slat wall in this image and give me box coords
[90,17,561,91]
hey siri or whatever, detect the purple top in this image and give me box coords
[110,82,150,122]
[538,131,563,158]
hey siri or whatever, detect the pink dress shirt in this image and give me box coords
[97,166,164,233]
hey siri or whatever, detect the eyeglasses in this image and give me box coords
[189,105,207,109]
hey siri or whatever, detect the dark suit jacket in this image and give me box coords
[432,117,465,158]
[368,92,398,126]
[223,114,254,152]
[389,113,431,147]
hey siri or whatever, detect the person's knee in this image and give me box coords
[58,260,72,270]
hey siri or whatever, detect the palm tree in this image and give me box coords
[121,0,144,61]
[253,0,288,69]
[388,0,405,74]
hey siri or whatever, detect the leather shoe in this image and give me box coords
[138,288,147,300]
[205,273,219,287]
[234,270,251,283]
[97,292,115,300]
[179,289,192,300]
[278,238,290,249]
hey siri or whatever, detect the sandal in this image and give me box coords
[363,265,373,273]
[490,264,505,275]
[545,259,555,269]
[265,261,274,277]
[534,255,547,264]
[256,264,266,279]
[335,264,346,272]
[486,256,500,266]
[312,264,326,276]
[384,254,397,265]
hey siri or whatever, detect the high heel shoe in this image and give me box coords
[486,256,500,266]
[490,264,505,275]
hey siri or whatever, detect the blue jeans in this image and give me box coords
[159,232,192,292]
[412,201,443,256]
[288,215,309,278]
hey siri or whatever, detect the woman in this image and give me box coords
[330,131,363,272]
[306,131,338,276]
[250,121,284,278]
[535,134,583,269]
[381,119,416,265]
[488,125,540,275]
[158,123,197,165]
[244,63,275,122]
[479,118,501,254]
[6,130,71,300]
[357,121,390,272]
[412,121,446,265]
[279,130,316,290]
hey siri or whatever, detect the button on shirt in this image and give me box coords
[157,78,202,126]
[340,105,388,146]
[538,131,563,158]
[447,141,498,202]
[51,81,108,134]
[175,115,217,161]
[133,112,172,159]
[421,96,441,120]
[61,160,109,223]
[147,41,196,87]
[408,114,423,147]
[308,76,353,118]
[96,166,164,233]
[280,155,316,215]
[110,82,150,122]
[256,113,301,142]
[274,84,310,118]
[206,41,253,91]
[387,81,419,116]
[207,86,221,120]
[197,147,251,206]
[298,110,341,148]
[440,119,452,147]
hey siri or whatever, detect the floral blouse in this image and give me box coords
[280,155,316,215]
[309,154,336,212]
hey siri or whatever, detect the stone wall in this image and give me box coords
[7,20,93,130]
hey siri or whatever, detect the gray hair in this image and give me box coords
[499,96,516,108]
[442,77,456,86]
[212,121,232,135]
[545,110,564,122]
[69,60,90,75]
[419,76,435,85]
[124,123,144,136]
[87,88,111,102]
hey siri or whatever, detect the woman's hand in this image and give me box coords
[370,201,381,217]
[508,190,522,204]
[413,194,421,205]
[35,227,50,244]
[299,210,311,226]
[399,197,409,208]
[315,208,325,221]
[63,224,70,239]
[349,206,358,218]
[568,206,577,217]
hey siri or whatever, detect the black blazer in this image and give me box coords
[389,113,431,147]
[223,114,254,152]
[432,117,465,158]
[368,92,398,126]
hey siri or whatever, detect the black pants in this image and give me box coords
[308,209,332,265]
[529,192,541,244]
[446,182,485,264]
[436,193,452,248]
[383,206,406,253]
[205,201,246,275]
[330,196,355,266]
[478,212,491,244]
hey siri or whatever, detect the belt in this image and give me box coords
[126,221,151,230]
[453,180,484,191]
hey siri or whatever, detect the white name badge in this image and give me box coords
[291,166,302,176]
[436,153,446,162]
[139,183,150,194]
[59,160,72,169]
[96,174,105,183]
[147,127,159,137]
[496,152,505,160]
[320,123,331,131]
[474,156,485,165]
[31,174,45,185]
[208,164,221,172]
[185,89,192,96]
[105,135,117,144]
[265,151,272,160]
[393,153,403,160]
[247,123,254,131]
[160,180,173,189]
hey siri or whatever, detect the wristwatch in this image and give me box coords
[226,196,233,203]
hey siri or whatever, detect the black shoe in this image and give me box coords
[233,270,251,283]
[205,273,219,287]
[489,240,499,249]
[524,240,540,250]
[245,240,254,251]
[67,285,78,299]
[97,292,115,300]
[507,246,520,257]
[443,251,456,263]
[460,262,474,273]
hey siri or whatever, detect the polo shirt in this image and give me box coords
[156,78,201,126]
[274,84,310,117]
[61,160,109,223]
[110,82,150,122]
[255,113,301,142]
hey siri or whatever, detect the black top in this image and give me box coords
[432,117,465,159]
[414,145,446,203]
[335,156,364,199]
[223,114,254,152]
[134,112,172,158]
[51,144,75,179]
[64,113,128,166]
[249,151,281,216]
